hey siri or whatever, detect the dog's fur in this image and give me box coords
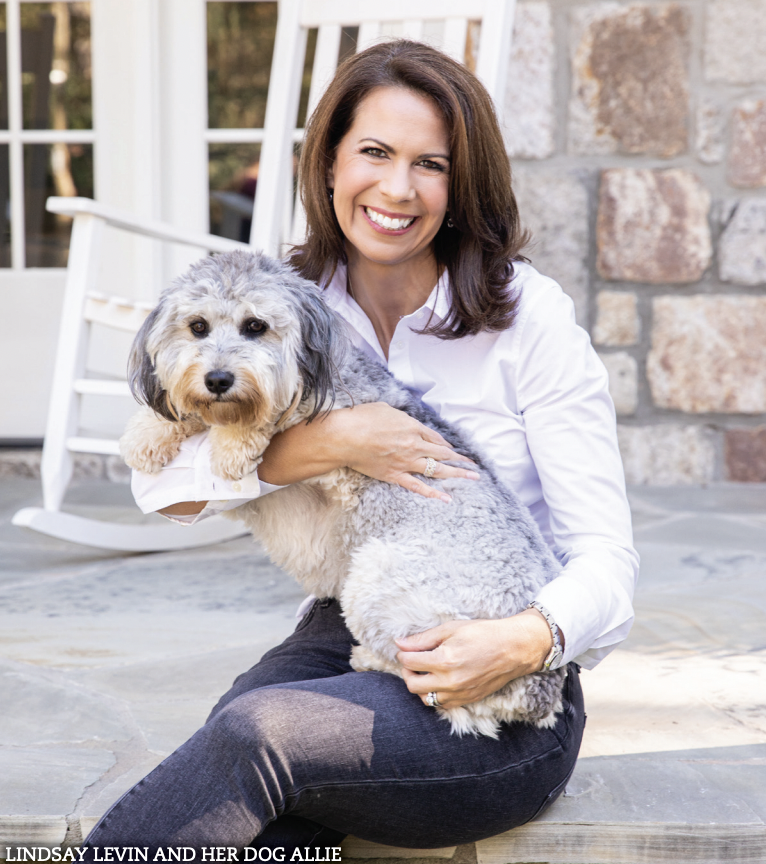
[121,250,566,738]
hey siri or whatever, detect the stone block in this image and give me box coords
[725,428,766,482]
[600,352,638,415]
[696,99,726,165]
[617,425,716,485]
[514,168,590,324]
[647,296,766,413]
[592,292,639,346]
[705,0,766,83]
[0,450,41,479]
[105,454,131,484]
[0,663,131,746]
[504,2,554,159]
[597,169,712,283]
[569,3,689,157]
[719,198,766,286]
[729,99,766,188]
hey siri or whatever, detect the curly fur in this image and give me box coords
[121,250,566,738]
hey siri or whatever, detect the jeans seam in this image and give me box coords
[281,738,568,802]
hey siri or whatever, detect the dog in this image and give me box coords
[120,250,566,738]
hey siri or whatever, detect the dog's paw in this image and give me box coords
[120,408,196,474]
[208,426,269,481]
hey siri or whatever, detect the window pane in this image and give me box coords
[25,142,93,267]
[209,142,260,241]
[295,27,317,129]
[207,2,277,130]
[0,5,8,130]
[20,2,92,131]
[0,144,10,267]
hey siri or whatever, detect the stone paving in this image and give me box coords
[1,477,765,863]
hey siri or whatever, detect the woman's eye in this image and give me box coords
[362,147,387,158]
[243,318,268,337]
[419,160,447,172]
[190,320,208,336]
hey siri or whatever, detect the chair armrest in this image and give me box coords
[46,196,252,254]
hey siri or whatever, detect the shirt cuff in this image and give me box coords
[534,542,637,670]
[130,431,284,521]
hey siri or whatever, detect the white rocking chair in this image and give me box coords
[13,0,517,552]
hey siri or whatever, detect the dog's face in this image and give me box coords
[128,251,340,427]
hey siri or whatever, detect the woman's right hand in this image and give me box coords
[258,402,479,502]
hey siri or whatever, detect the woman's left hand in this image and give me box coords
[395,610,556,709]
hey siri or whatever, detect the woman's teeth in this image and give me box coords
[365,208,415,230]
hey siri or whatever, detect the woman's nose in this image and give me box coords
[380,164,416,202]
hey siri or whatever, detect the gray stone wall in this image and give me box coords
[505,0,766,483]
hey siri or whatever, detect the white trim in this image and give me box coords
[0,130,97,143]
[300,0,488,27]
[6,0,25,269]
[204,128,305,144]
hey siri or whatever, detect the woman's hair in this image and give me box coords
[289,39,529,339]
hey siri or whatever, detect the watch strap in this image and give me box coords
[527,600,563,671]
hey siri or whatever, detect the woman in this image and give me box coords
[84,40,637,854]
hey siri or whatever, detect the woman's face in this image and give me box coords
[328,86,451,272]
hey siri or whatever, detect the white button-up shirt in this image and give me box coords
[132,261,638,671]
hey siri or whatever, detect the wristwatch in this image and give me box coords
[527,601,563,671]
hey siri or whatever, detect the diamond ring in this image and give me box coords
[424,457,437,479]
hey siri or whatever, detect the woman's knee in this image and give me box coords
[210,689,293,757]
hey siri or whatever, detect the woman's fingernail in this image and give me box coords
[441,494,452,504]
[466,471,480,480]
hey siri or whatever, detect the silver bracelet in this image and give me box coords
[527,600,563,671]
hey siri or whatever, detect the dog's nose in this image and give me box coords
[205,370,235,394]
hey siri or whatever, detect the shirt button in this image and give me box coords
[394,340,403,349]
[232,482,242,492]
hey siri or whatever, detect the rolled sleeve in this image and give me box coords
[131,431,283,524]
[515,282,639,669]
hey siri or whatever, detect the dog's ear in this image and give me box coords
[127,307,179,422]
[296,287,341,422]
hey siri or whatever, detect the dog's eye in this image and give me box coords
[243,318,268,338]
[190,320,208,337]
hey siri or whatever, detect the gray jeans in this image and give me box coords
[82,599,584,855]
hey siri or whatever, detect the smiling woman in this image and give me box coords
[326,87,450,351]
[294,40,528,341]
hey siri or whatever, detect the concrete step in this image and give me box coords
[2,744,765,863]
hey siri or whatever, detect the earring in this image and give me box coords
[328,189,334,202]
[447,215,454,229]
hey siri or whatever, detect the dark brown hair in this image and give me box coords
[289,39,529,339]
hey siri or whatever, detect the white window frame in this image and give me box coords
[0,0,96,270]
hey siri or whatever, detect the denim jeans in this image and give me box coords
[82,599,584,855]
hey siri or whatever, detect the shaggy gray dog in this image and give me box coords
[121,250,566,738]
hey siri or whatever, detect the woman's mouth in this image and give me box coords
[363,206,417,233]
